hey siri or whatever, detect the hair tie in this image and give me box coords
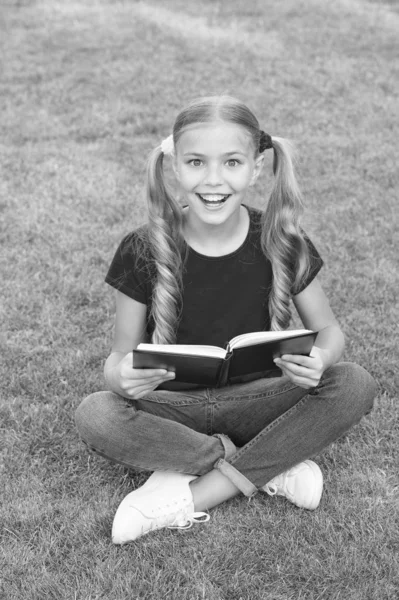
[259,131,273,153]
[160,134,175,156]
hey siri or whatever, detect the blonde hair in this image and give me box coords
[261,136,310,330]
[145,147,185,344]
[145,95,310,342]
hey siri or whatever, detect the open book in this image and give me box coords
[133,329,317,387]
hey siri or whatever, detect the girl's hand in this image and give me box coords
[108,352,176,399]
[273,346,329,390]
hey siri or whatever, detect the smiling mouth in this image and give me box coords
[196,193,231,204]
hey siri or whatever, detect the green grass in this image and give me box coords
[1,0,398,598]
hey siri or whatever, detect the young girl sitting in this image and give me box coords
[75,96,377,545]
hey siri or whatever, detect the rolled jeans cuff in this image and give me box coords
[213,433,237,460]
[214,457,258,498]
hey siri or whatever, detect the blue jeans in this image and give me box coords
[75,362,376,497]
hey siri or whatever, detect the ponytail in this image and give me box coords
[145,146,185,344]
[261,137,310,331]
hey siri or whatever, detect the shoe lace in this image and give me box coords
[168,511,210,530]
[149,499,210,531]
[263,474,285,497]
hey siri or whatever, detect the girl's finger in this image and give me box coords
[277,364,319,389]
[125,368,170,379]
[123,372,175,387]
[121,378,153,391]
[275,359,312,377]
[125,373,175,396]
[279,354,314,367]
[122,381,164,395]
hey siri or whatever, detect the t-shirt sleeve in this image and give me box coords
[104,230,152,305]
[292,235,324,295]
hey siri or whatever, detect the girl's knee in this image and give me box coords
[326,362,377,415]
[75,391,122,446]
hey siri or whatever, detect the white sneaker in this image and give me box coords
[262,460,323,510]
[112,471,210,544]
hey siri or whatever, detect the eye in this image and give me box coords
[226,159,240,167]
[189,159,203,167]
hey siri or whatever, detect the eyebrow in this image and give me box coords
[183,151,246,157]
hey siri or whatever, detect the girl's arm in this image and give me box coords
[293,277,345,368]
[104,291,175,398]
[273,277,345,389]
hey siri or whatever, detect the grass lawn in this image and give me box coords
[1,0,398,598]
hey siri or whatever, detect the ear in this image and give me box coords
[249,154,264,186]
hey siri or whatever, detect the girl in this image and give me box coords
[75,96,377,545]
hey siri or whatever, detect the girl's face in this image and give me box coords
[173,122,264,227]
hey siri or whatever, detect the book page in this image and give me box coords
[229,329,314,351]
[136,343,227,359]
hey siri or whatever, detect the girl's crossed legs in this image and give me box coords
[75,362,376,541]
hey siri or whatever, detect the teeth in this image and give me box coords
[198,194,228,202]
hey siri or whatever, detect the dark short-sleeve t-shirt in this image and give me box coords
[105,206,323,347]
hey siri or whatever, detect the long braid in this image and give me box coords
[146,147,185,344]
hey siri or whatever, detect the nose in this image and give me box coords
[203,163,223,186]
